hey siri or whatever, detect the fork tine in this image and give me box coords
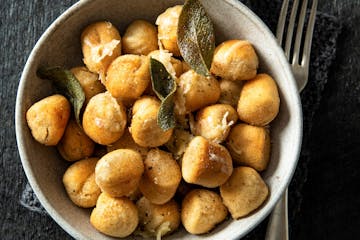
[284,0,300,59]
[276,0,289,44]
[302,0,318,67]
[292,0,308,65]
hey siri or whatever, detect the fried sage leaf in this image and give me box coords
[150,58,176,131]
[37,66,85,126]
[177,0,215,76]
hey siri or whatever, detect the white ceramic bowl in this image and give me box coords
[15,0,302,239]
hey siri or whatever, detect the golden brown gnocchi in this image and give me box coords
[211,40,259,81]
[181,189,228,234]
[57,119,95,162]
[81,21,121,81]
[156,5,183,56]
[220,166,269,219]
[95,149,144,197]
[182,136,233,188]
[63,157,101,208]
[175,70,221,115]
[82,92,127,145]
[105,54,150,100]
[130,96,173,147]
[226,123,271,171]
[237,73,280,126]
[139,149,181,204]
[26,94,70,146]
[193,104,238,143]
[122,20,158,55]
[90,193,138,238]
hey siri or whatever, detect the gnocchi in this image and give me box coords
[26,3,282,238]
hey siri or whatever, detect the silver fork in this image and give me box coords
[265,0,318,239]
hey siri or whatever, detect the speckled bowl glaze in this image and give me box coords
[15,0,302,239]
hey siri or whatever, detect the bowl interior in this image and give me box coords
[16,0,302,239]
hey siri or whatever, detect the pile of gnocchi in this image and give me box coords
[26,2,280,239]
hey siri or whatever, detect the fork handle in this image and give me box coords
[265,189,289,240]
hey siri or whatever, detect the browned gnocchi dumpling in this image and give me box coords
[26,94,70,146]
[62,157,101,208]
[182,136,233,188]
[95,149,144,197]
[193,104,238,143]
[211,40,258,81]
[122,20,158,55]
[237,73,280,126]
[156,5,183,56]
[139,149,181,204]
[81,21,121,81]
[175,70,221,115]
[82,92,127,145]
[105,54,150,100]
[137,197,180,238]
[220,166,269,219]
[130,96,173,147]
[226,123,270,171]
[181,189,228,234]
[57,119,95,162]
[90,193,138,238]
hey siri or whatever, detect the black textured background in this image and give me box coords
[1,0,359,239]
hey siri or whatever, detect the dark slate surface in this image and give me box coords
[1,0,359,239]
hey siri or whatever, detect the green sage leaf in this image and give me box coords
[37,66,85,126]
[150,58,176,131]
[177,0,215,76]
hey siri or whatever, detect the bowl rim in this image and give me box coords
[15,0,303,239]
